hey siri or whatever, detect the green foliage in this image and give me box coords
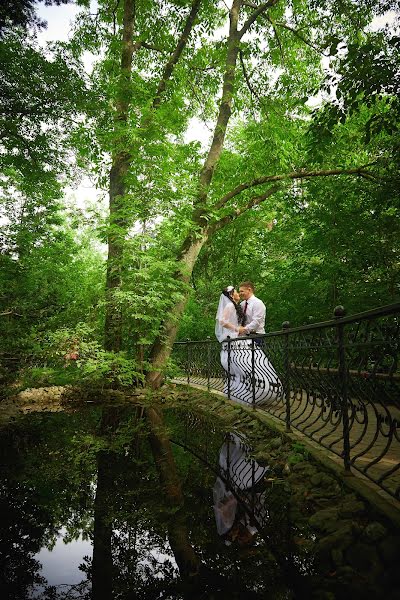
[0,28,89,194]
[288,441,310,465]
[33,322,144,389]
[0,206,105,375]
[0,1,75,35]
[186,98,399,337]
[1,0,399,380]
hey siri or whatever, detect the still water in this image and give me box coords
[0,405,300,599]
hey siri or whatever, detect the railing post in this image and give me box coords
[227,336,231,400]
[251,338,256,408]
[186,339,190,385]
[206,336,211,392]
[282,321,291,432]
[334,306,351,472]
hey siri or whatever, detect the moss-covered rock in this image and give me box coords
[378,534,400,564]
[338,497,366,518]
[308,507,340,533]
[345,542,383,576]
[361,521,387,543]
[316,522,356,553]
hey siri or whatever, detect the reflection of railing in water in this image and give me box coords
[171,430,287,542]
[172,303,400,501]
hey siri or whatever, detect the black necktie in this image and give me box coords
[242,301,248,326]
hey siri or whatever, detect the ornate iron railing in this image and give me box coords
[170,418,287,544]
[171,304,400,501]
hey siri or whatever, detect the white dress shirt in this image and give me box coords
[241,295,266,334]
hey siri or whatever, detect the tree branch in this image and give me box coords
[195,0,242,206]
[239,0,279,38]
[133,40,167,53]
[266,15,285,64]
[152,0,202,110]
[211,184,281,232]
[216,167,378,209]
[274,20,327,55]
[112,0,121,36]
[239,49,261,102]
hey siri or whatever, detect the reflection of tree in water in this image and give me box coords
[0,478,48,599]
[0,406,293,599]
[0,412,96,600]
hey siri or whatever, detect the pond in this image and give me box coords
[0,404,314,599]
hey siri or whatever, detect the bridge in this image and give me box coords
[172,303,400,503]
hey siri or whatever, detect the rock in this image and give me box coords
[309,508,339,533]
[338,498,366,518]
[378,535,400,564]
[316,522,355,554]
[361,522,387,543]
[253,451,271,464]
[269,436,282,449]
[310,472,336,488]
[291,462,316,475]
[310,488,341,500]
[345,542,383,575]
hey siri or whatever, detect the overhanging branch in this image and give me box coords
[274,20,327,55]
[216,167,378,209]
[211,184,281,232]
[239,49,261,102]
[239,0,279,38]
[152,0,202,110]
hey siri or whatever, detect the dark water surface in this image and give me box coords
[0,405,303,599]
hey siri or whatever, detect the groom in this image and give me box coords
[237,281,266,336]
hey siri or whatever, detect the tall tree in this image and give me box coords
[104,0,203,351]
[145,0,383,387]
[70,0,397,387]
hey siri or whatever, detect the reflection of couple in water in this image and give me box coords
[213,433,268,546]
[215,281,282,405]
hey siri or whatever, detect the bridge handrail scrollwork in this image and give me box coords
[171,303,400,501]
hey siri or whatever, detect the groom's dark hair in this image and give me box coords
[239,281,255,291]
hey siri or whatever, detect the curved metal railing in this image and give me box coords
[171,303,400,501]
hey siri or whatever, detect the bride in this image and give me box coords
[215,285,282,405]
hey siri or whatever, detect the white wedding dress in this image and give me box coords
[213,433,268,536]
[216,302,282,406]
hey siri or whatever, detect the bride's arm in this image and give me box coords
[220,306,239,333]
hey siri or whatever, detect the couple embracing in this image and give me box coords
[215,281,282,405]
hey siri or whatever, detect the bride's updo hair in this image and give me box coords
[222,285,234,299]
[222,286,246,326]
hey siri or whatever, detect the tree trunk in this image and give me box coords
[104,0,202,352]
[92,408,122,599]
[145,406,200,578]
[92,450,114,600]
[147,234,208,388]
[146,0,243,388]
[104,0,135,352]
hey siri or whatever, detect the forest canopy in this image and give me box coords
[0,0,399,389]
